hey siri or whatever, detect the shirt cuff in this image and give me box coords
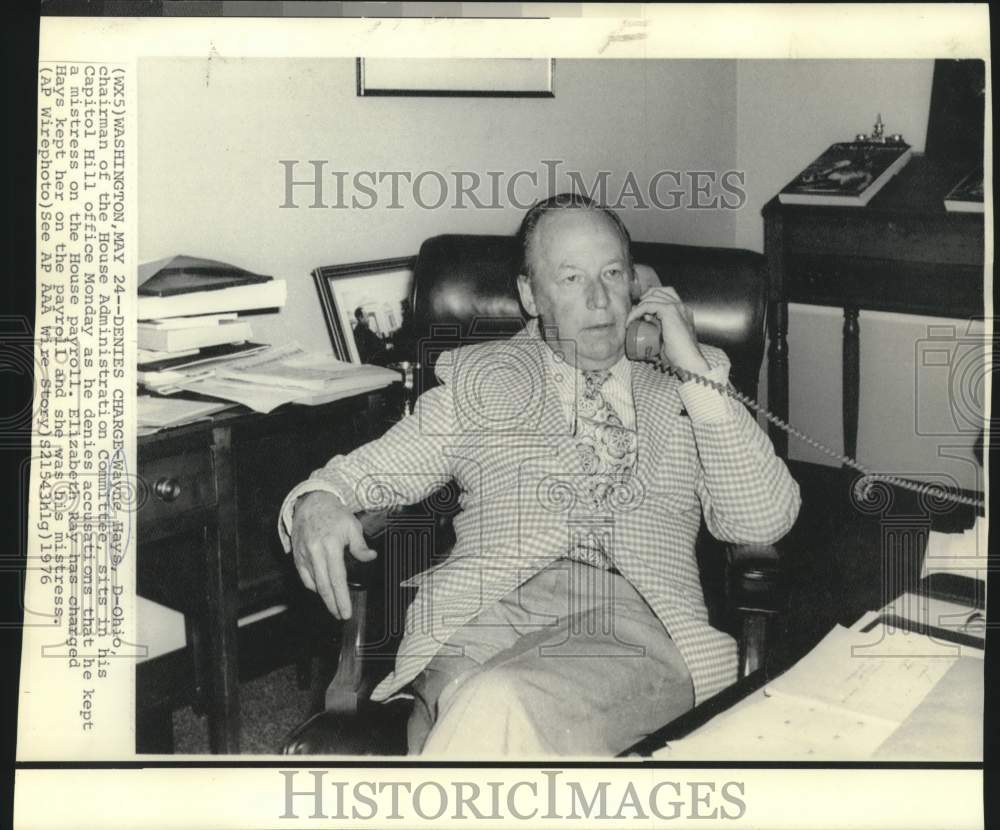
[678,362,732,423]
[277,482,349,553]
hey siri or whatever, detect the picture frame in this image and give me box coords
[312,256,417,364]
[357,57,554,98]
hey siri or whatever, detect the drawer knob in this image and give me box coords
[153,477,182,502]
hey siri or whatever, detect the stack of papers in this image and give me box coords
[138,395,233,434]
[138,341,269,375]
[142,343,400,413]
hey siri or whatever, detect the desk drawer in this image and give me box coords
[784,212,983,266]
[140,448,217,524]
[786,253,984,317]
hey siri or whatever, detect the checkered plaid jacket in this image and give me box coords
[280,324,800,706]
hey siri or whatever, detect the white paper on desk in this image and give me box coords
[766,624,956,725]
[172,371,396,413]
[656,624,959,761]
[653,693,900,760]
[850,609,882,632]
[217,342,399,391]
[218,341,320,369]
[920,517,988,580]
[137,366,214,393]
[289,375,400,407]
[137,394,232,428]
[872,657,984,761]
[173,375,310,413]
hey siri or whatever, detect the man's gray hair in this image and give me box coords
[516,192,634,280]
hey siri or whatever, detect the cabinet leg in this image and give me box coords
[208,427,241,753]
[843,307,860,461]
[185,616,207,716]
[768,300,789,458]
[206,622,240,753]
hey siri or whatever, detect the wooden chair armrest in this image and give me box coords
[281,577,413,755]
[726,543,785,614]
[321,506,405,714]
[323,582,369,715]
[725,543,786,677]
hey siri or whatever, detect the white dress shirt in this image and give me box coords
[537,338,734,430]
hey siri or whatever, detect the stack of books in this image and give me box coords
[137,257,398,417]
[139,313,253,355]
[137,255,287,374]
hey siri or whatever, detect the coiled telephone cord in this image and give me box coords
[666,363,985,510]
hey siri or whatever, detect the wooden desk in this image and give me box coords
[762,155,985,458]
[135,388,397,753]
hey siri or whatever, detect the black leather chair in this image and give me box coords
[283,234,786,756]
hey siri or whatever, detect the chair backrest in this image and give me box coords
[406,234,767,398]
[376,233,771,662]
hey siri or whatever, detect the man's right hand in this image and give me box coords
[289,491,377,619]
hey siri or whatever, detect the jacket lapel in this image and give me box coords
[490,323,577,452]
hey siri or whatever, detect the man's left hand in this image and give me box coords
[625,286,711,374]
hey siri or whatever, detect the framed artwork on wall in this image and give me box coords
[357,58,554,97]
[312,256,417,365]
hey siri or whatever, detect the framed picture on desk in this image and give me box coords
[312,256,416,365]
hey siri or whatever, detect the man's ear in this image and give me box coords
[632,263,660,302]
[516,273,539,317]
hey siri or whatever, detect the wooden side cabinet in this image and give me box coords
[763,154,985,459]
[135,388,398,753]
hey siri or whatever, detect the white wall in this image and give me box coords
[139,57,984,490]
[734,60,934,253]
[139,58,738,355]
[734,60,983,491]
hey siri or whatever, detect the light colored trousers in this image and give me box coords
[407,559,694,757]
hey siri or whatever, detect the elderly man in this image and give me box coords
[279,193,800,756]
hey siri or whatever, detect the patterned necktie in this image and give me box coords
[570,369,638,566]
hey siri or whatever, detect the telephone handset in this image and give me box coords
[624,318,983,509]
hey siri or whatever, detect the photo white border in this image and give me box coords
[18,5,992,829]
